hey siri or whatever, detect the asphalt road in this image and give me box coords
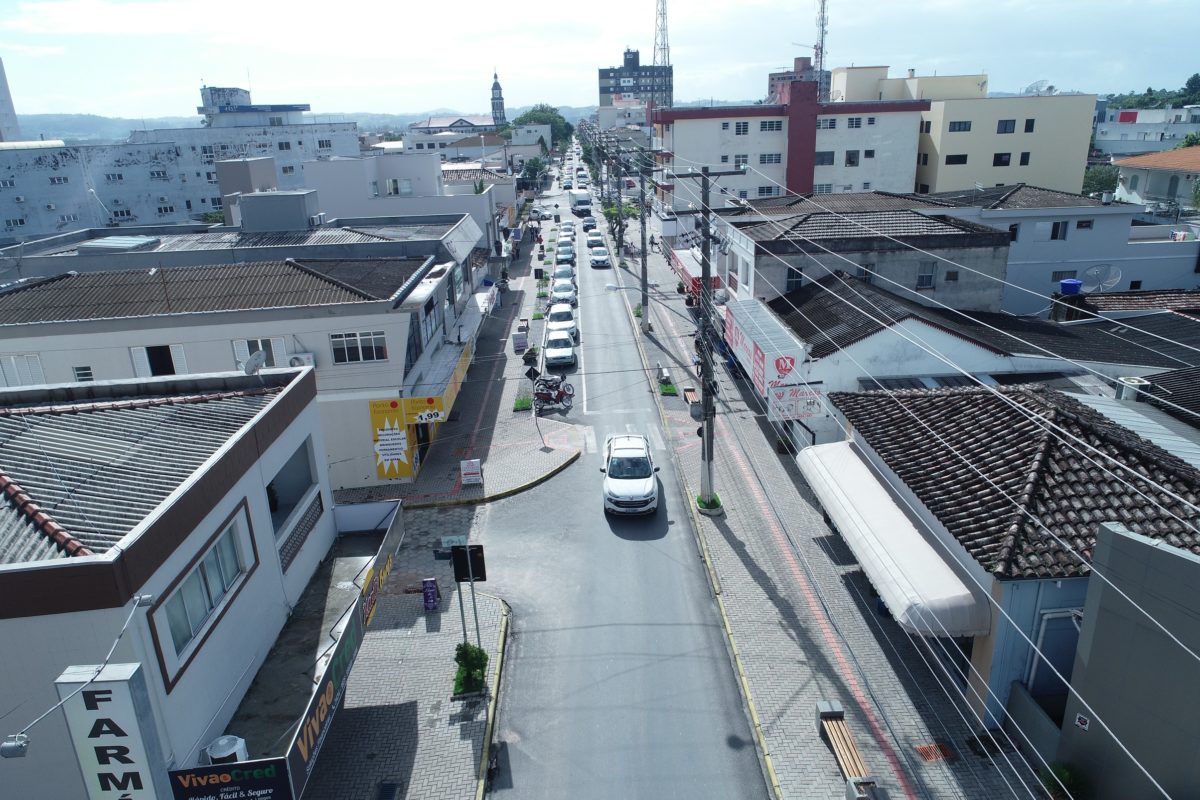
[472,149,767,799]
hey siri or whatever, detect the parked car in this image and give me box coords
[582,216,598,231]
[529,207,553,221]
[601,434,660,514]
[544,331,577,368]
[586,231,604,249]
[589,246,611,268]
[550,278,577,306]
[546,303,579,341]
[552,265,576,285]
[555,248,575,266]
[563,180,573,190]
[559,222,576,235]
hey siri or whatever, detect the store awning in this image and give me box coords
[798,442,992,638]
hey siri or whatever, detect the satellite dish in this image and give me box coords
[1023,79,1050,96]
[240,349,268,376]
[1080,263,1122,293]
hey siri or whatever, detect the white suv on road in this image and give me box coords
[601,434,660,514]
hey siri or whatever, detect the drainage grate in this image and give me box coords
[915,742,955,763]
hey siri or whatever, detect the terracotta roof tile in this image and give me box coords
[1114,149,1200,171]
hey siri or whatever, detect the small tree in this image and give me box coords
[1178,131,1200,149]
[1081,164,1119,195]
[522,157,545,179]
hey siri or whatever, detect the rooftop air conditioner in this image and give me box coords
[45,203,55,210]
[205,735,248,765]
[158,196,169,203]
[288,352,316,367]
[13,195,24,202]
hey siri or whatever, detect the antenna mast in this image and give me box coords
[814,0,829,102]
[653,0,670,109]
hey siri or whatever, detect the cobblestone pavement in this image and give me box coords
[614,219,1043,799]
[305,505,505,800]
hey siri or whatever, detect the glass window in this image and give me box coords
[1024,118,1035,133]
[163,522,245,656]
[847,117,862,129]
[1019,152,1030,166]
[997,119,1016,134]
[734,121,749,135]
[845,150,860,167]
[948,121,972,132]
[817,118,836,130]
[331,331,387,363]
[917,262,936,289]
[993,152,1012,167]
[945,154,968,165]
[814,151,834,166]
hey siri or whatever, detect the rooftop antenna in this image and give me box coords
[814,0,829,101]
[240,348,268,376]
[1081,263,1122,294]
[653,0,670,109]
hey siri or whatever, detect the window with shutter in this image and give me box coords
[130,346,153,377]
[169,344,188,374]
[0,354,45,386]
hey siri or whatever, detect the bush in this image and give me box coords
[696,493,722,510]
[453,642,489,694]
[661,382,678,396]
[1038,762,1090,800]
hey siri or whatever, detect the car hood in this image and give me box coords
[547,319,576,332]
[604,475,656,499]
[545,342,574,357]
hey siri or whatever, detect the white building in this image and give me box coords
[0,368,336,800]
[1114,148,1200,212]
[0,86,359,243]
[1094,105,1200,157]
[510,123,552,148]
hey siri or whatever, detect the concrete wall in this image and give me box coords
[0,394,335,800]
[813,109,921,194]
[1056,523,1200,799]
[511,124,552,147]
[1115,165,1198,210]
[657,112,790,209]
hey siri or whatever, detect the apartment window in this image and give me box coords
[734,121,749,135]
[862,182,872,190]
[845,150,860,167]
[331,331,387,363]
[268,116,284,126]
[857,264,875,283]
[72,366,94,382]
[267,440,317,535]
[185,200,192,211]
[1024,118,1035,133]
[945,154,968,165]
[1129,174,1139,191]
[163,518,245,656]
[0,179,14,188]
[734,154,748,168]
[917,262,937,289]
[317,138,332,149]
[112,209,132,219]
[1051,221,1069,240]
[157,205,175,215]
[864,150,875,159]
[814,151,835,166]
[1129,280,1143,290]
[847,117,863,129]
[993,152,1012,167]
[278,141,291,151]
[720,155,729,163]
[1009,223,1020,241]
[945,270,959,282]
[922,120,932,133]
[0,353,45,387]
[49,176,68,185]
[814,183,833,194]
[414,143,424,149]
[58,213,79,223]
[757,185,779,196]
[205,171,217,183]
[1051,270,1077,282]
[211,197,223,208]
[150,170,168,179]
[131,344,186,377]
[1076,219,1094,230]
[737,190,748,199]
[817,118,837,130]
[760,120,782,132]
[997,119,1016,134]
[235,337,284,368]
[948,121,972,132]
[785,266,804,292]
[282,165,295,175]
[721,122,730,130]
[4,217,26,228]
[919,153,929,166]
[841,185,854,192]
[867,117,876,126]
[201,145,215,162]
[759,153,782,164]
[1019,152,1030,166]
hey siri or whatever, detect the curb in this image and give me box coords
[614,243,784,800]
[475,594,511,800]
[402,448,582,509]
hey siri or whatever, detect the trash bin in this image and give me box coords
[554,214,560,223]
[534,267,544,280]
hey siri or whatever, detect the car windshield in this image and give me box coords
[547,334,572,348]
[553,282,573,292]
[549,310,574,323]
[608,455,652,480]
[593,248,608,256]
[554,270,571,278]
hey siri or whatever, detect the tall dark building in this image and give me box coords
[491,72,506,126]
[598,49,673,109]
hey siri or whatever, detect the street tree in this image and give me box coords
[510,105,574,146]
[1081,164,1119,195]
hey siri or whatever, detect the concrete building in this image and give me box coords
[0,57,20,142]
[510,123,552,148]
[1093,105,1200,157]
[407,114,501,136]
[831,67,1095,195]
[1114,148,1200,211]
[766,56,827,103]
[0,368,336,800]
[0,85,359,244]
[653,82,926,212]
[597,101,649,132]
[599,48,672,110]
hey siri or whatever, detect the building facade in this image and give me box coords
[1114,148,1200,211]
[598,49,672,109]
[1093,105,1200,157]
[766,56,827,103]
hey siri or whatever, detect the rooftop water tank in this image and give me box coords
[1059,278,1083,295]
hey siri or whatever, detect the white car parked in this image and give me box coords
[586,231,604,249]
[589,247,611,268]
[550,278,577,306]
[545,303,579,341]
[601,434,660,514]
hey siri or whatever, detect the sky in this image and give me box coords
[0,0,1190,119]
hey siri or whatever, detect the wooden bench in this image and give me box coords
[817,701,879,799]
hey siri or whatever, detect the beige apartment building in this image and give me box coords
[831,67,1095,194]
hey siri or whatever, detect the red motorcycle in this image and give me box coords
[533,382,574,413]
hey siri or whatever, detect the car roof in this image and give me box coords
[591,246,607,253]
[549,302,574,312]
[607,434,650,454]
[546,330,573,342]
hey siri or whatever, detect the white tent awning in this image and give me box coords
[798,442,992,638]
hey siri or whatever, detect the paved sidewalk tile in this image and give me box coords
[619,221,1043,800]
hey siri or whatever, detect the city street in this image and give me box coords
[474,164,768,799]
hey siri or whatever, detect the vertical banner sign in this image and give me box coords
[56,663,169,800]
[369,399,414,480]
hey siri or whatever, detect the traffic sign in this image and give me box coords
[450,544,487,582]
[525,366,541,381]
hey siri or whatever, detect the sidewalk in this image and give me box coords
[333,233,580,509]
[615,218,1041,799]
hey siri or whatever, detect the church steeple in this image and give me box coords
[491,71,506,126]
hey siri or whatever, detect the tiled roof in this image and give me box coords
[922,183,1106,209]
[1114,149,1200,172]
[447,133,505,147]
[412,115,497,130]
[829,386,1200,579]
[0,387,281,563]
[294,258,430,301]
[716,191,947,217]
[735,210,998,243]
[767,275,1200,368]
[1075,289,1200,314]
[1145,365,1200,429]
[0,261,386,324]
[441,166,511,183]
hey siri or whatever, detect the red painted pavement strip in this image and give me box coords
[653,282,918,799]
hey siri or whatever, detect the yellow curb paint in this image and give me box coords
[619,264,783,800]
[475,595,511,800]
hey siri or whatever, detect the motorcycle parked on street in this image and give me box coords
[533,381,574,412]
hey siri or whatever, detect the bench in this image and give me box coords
[817,701,880,799]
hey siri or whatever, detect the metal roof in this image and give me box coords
[1069,394,1200,472]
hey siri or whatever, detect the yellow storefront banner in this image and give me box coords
[369,399,415,480]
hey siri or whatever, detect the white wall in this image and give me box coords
[511,124,552,147]
[813,110,921,194]
[659,115,790,210]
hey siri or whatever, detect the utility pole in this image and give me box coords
[666,164,744,511]
[637,148,650,333]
